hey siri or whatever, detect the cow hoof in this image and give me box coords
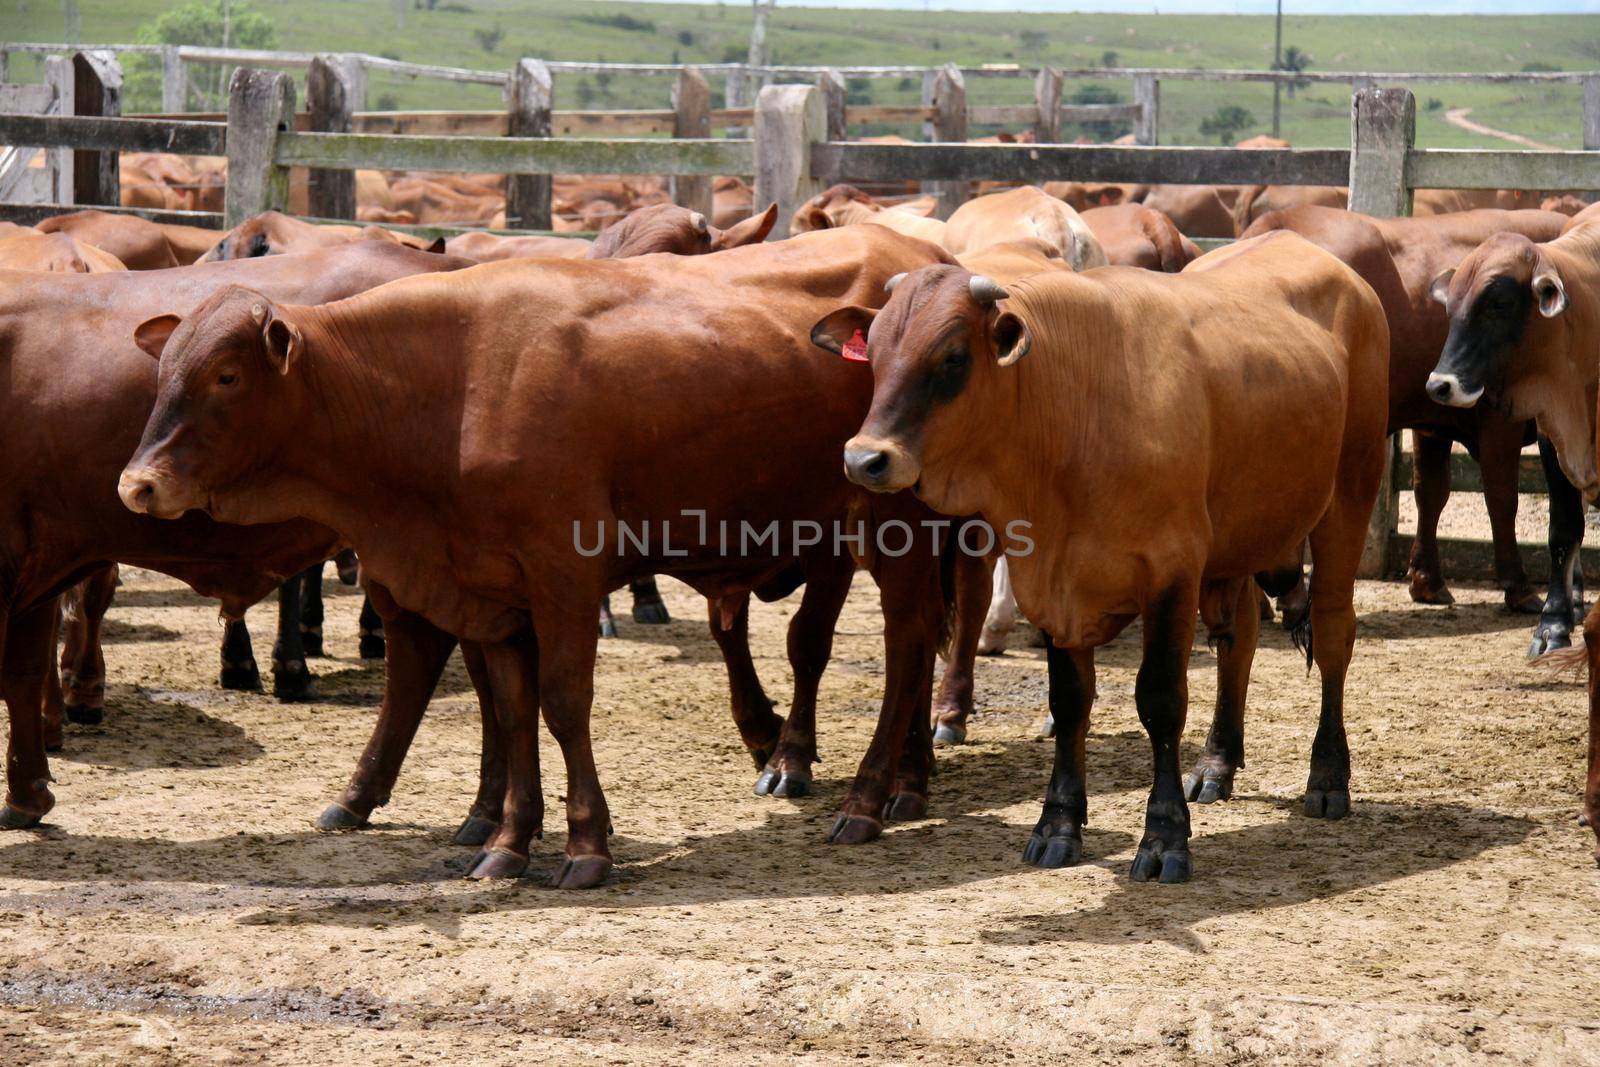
[64,704,103,726]
[1182,768,1235,804]
[0,803,46,830]
[335,550,360,585]
[1130,842,1191,884]
[826,813,882,845]
[358,635,387,661]
[1506,588,1544,615]
[976,630,1009,656]
[753,766,811,798]
[1407,575,1455,606]
[1579,811,1591,828]
[885,792,928,822]
[598,618,618,639]
[1022,825,1083,869]
[452,815,499,847]
[1036,712,1056,739]
[300,629,325,659]
[631,601,670,625]
[932,723,966,746]
[464,848,528,880]
[314,802,369,832]
[220,660,262,692]
[1304,789,1350,820]
[550,854,612,890]
[1528,621,1573,658]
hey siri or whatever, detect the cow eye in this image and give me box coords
[941,349,969,374]
[217,371,238,387]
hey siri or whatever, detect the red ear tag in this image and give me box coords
[841,328,869,362]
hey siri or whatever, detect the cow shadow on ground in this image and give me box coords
[1355,598,1535,641]
[98,618,183,644]
[51,686,265,771]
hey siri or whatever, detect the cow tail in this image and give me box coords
[1534,645,1589,678]
[937,527,960,658]
[1289,591,1314,673]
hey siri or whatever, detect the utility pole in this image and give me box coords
[1272,0,1283,138]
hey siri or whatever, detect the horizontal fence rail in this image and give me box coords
[0,113,224,155]
[273,131,753,176]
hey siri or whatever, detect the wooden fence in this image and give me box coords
[3,58,1600,580]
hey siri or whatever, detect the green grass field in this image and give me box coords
[2,1,1596,148]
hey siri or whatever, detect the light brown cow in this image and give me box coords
[444,231,591,262]
[1561,201,1600,234]
[791,184,949,244]
[1426,220,1600,860]
[0,232,127,274]
[585,203,777,258]
[1140,184,1243,239]
[824,231,1389,881]
[1080,204,1200,272]
[1413,188,1549,216]
[204,211,441,260]
[942,186,1108,270]
[1233,185,1348,232]
[36,210,218,269]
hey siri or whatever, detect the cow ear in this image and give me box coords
[425,236,447,254]
[795,204,833,232]
[133,314,183,359]
[715,204,778,250]
[259,307,303,375]
[810,305,877,357]
[991,310,1032,367]
[1532,262,1568,318]
[1428,268,1455,307]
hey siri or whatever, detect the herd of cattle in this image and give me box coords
[3,146,1600,891]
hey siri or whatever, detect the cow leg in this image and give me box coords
[271,574,314,702]
[1129,585,1200,884]
[317,610,459,831]
[976,555,1017,655]
[629,576,671,624]
[889,654,938,821]
[1479,418,1541,613]
[42,610,63,754]
[1582,601,1600,864]
[358,594,386,660]
[1300,511,1373,823]
[219,615,261,691]
[452,640,508,846]
[827,551,940,845]
[757,554,856,798]
[60,564,117,726]
[706,593,784,771]
[1185,578,1260,805]
[1,603,58,828]
[597,595,618,639]
[931,550,992,745]
[1531,436,1586,656]
[1023,643,1097,868]
[298,561,326,657]
[465,631,549,883]
[1406,429,1455,605]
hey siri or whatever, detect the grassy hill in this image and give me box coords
[2,1,1596,148]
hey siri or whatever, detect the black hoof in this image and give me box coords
[300,627,325,659]
[754,766,812,798]
[1022,827,1083,869]
[452,814,499,847]
[315,803,369,832]
[1182,769,1234,804]
[1304,789,1350,820]
[1529,621,1573,659]
[631,601,670,625]
[885,792,928,822]
[220,661,262,692]
[1130,841,1191,883]
[826,812,882,845]
[465,848,528,880]
[358,634,386,661]
[0,804,45,830]
[272,665,316,703]
[932,723,966,746]
[550,854,612,889]
[64,704,103,726]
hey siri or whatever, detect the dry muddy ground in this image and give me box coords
[1,559,1598,1064]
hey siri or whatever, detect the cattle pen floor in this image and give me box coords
[1,568,1598,1065]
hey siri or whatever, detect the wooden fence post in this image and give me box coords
[920,68,937,140]
[930,64,968,219]
[161,44,185,112]
[671,66,713,217]
[754,83,824,241]
[1034,66,1062,143]
[1585,75,1600,151]
[1134,73,1159,146]
[224,67,295,227]
[505,58,552,231]
[44,56,74,204]
[818,69,848,143]
[1349,86,1416,579]
[307,54,358,220]
[0,51,8,83]
[72,50,120,207]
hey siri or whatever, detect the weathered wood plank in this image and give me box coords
[354,111,508,136]
[1361,434,1404,579]
[0,201,223,227]
[1056,104,1144,124]
[505,58,552,231]
[1385,534,1600,584]
[930,65,968,218]
[812,142,1350,186]
[160,43,184,113]
[1409,149,1600,191]
[0,84,55,112]
[1133,73,1159,146]
[843,104,933,124]
[672,68,713,216]
[72,50,121,208]
[969,105,1038,127]
[0,114,224,155]
[1350,88,1415,217]
[307,55,361,221]
[1393,451,1546,495]
[224,67,294,227]
[754,83,824,239]
[818,70,847,144]
[1034,67,1062,143]
[274,131,754,177]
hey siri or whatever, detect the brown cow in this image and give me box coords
[791,184,948,244]
[943,186,1108,270]
[0,231,127,274]
[1080,204,1200,272]
[1140,184,1243,239]
[1233,185,1348,232]
[204,211,441,260]
[825,231,1389,881]
[1561,201,1600,234]
[36,210,218,269]
[0,242,478,834]
[1243,206,1570,637]
[1425,220,1600,861]
[444,231,590,262]
[120,227,956,889]
[585,203,778,258]
[1413,188,1549,216]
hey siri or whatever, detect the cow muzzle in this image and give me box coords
[844,435,920,493]
[1424,371,1484,408]
[117,465,200,519]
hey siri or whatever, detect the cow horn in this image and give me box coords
[690,212,709,235]
[969,276,1010,304]
[884,272,907,294]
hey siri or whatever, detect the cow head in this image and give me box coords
[814,265,1028,513]
[1427,231,1568,410]
[587,203,778,258]
[119,285,308,522]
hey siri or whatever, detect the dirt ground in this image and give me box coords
[1,556,1599,1065]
